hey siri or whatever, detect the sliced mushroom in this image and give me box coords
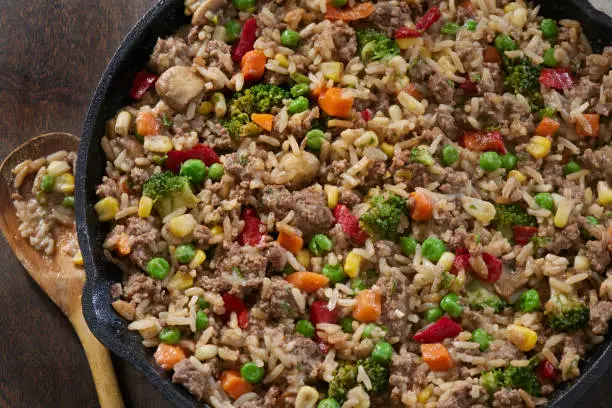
[192,0,227,25]
[155,66,206,111]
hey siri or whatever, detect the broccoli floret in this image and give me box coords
[142,172,190,200]
[356,28,400,63]
[503,57,542,97]
[466,280,506,313]
[539,105,557,119]
[544,291,590,332]
[411,145,435,166]
[357,357,389,395]
[328,358,389,403]
[481,364,540,396]
[359,194,406,240]
[224,112,262,140]
[480,368,504,394]
[229,84,289,117]
[493,204,537,240]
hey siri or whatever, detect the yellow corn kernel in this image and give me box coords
[525,136,552,159]
[143,135,174,153]
[115,110,132,137]
[275,53,289,68]
[380,143,395,157]
[321,62,344,82]
[417,385,434,403]
[506,324,538,351]
[52,173,75,194]
[295,386,318,408]
[210,225,224,236]
[138,196,154,218]
[94,196,119,221]
[297,249,311,268]
[167,272,194,291]
[47,161,71,177]
[324,185,339,209]
[437,252,456,272]
[344,251,362,278]
[574,255,590,271]
[554,198,574,228]
[396,37,421,50]
[597,181,612,205]
[73,251,84,266]
[198,101,213,115]
[189,249,207,269]
[437,56,457,75]
[167,214,197,238]
[507,170,526,183]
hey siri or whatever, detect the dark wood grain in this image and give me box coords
[0,1,610,407]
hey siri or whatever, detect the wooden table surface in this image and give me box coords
[0,1,610,407]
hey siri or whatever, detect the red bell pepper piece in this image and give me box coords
[221,293,249,329]
[539,68,574,90]
[395,7,441,38]
[333,204,367,244]
[413,316,462,343]
[232,17,257,62]
[238,208,267,247]
[537,360,556,382]
[165,144,221,173]
[360,109,372,122]
[459,130,507,154]
[315,338,332,354]
[451,253,471,275]
[482,252,502,283]
[129,69,158,100]
[513,225,539,245]
[459,78,478,93]
[310,300,338,355]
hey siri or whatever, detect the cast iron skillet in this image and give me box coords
[76,1,612,407]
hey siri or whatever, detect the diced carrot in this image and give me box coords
[318,87,354,118]
[311,84,326,97]
[457,0,476,13]
[221,370,253,400]
[421,343,453,371]
[352,289,382,322]
[277,230,304,254]
[116,233,131,255]
[136,111,160,136]
[241,50,267,82]
[325,2,374,21]
[576,113,600,137]
[409,190,433,221]
[404,83,423,100]
[535,117,560,137]
[154,344,186,371]
[251,113,274,132]
[286,271,330,293]
[483,46,501,64]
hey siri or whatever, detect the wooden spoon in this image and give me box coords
[0,133,124,408]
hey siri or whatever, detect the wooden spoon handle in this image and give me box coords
[69,308,125,408]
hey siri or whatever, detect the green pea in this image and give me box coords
[494,34,516,53]
[362,323,379,338]
[440,293,463,317]
[400,236,418,256]
[541,18,558,39]
[147,257,170,280]
[158,327,181,344]
[225,20,242,43]
[175,244,196,264]
[62,196,75,208]
[40,174,55,193]
[471,328,490,351]
[318,398,341,408]
[197,297,210,309]
[331,0,347,6]
[534,192,554,211]
[350,278,366,292]
[500,153,517,170]
[290,72,311,84]
[517,289,540,313]
[180,159,207,183]
[441,145,459,166]
[425,307,443,323]
[542,48,557,67]
[309,233,333,256]
[539,105,556,119]
[563,160,581,175]
[208,163,224,181]
[322,263,346,284]
[464,20,477,31]
[421,237,446,263]
[440,22,460,36]
[295,319,315,338]
[240,362,265,383]
[281,29,300,48]
[371,341,393,365]
[232,0,255,11]
[195,310,209,331]
[479,151,502,172]
[586,215,599,225]
[291,83,310,98]
[288,96,309,114]
[152,155,167,166]
[306,129,326,151]
[340,316,355,333]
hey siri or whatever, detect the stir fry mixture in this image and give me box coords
[97,0,612,406]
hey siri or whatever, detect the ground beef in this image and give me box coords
[254,278,300,319]
[377,273,411,339]
[193,224,212,246]
[217,242,268,278]
[409,60,435,81]
[479,92,532,126]
[566,77,600,101]
[492,388,526,408]
[123,273,168,313]
[172,358,219,400]
[390,149,431,189]
[589,301,612,335]
[363,160,387,187]
[547,224,580,255]
[493,268,528,301]
[486,340,524,361]
[263,242,287,273]
[339,189,361,207]
[275,107,320,140]
[581,146,612,181]
[594,73,612,115]
[366,0,413,36]
[330,21,357,63]
[428,73,455,104]
[125,217,161,269]
[96,176,121,199]
[437,382,481,408]
[149,37,191,74]
[389,351,426,405]
[204,40,234,75]
[290,335,323,382]
[585,54,610,81]
[240,386,284,408]
[586,240,611,273]
[435,108,460,139]
[263,69,286,85]
[129,167,149,192]
[477,62,503,94]
[439,169,469,194]
[329,223,351,252]
[559,333,585,381]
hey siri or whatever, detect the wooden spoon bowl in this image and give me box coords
[0,132,124,408]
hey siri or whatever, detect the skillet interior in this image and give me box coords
[76,1,612,406]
